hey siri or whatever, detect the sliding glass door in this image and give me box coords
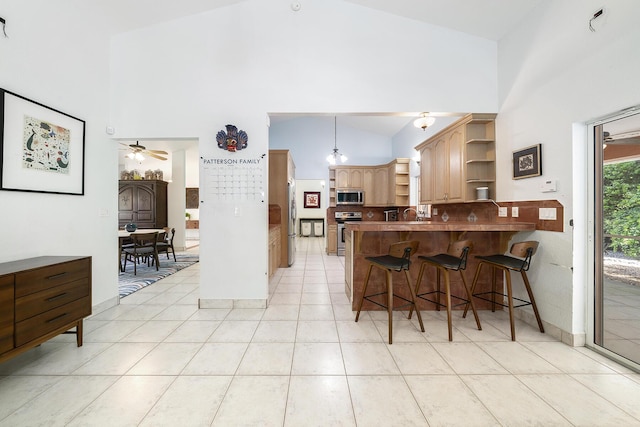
[594,111,640,366]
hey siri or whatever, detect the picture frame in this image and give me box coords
[0,88,86,195]
[303,191,321,209]
[512,144,542,180]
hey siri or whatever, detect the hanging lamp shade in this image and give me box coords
[414,112,436,130]
[327,116,347,164]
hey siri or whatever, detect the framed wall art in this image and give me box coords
[512,144,542,180]
[0,88,86,195]
[304,191,321,209]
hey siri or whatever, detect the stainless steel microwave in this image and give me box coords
[336,189,364,205]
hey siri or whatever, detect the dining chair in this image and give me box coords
[122,231,160,275]
[157,227,176,262]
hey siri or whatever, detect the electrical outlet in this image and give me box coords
[432,208,438,216]
[498,207,508,217]
[512,207,519,218]
[539,207,557,220]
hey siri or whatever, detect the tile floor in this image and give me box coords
[1,237,640,426]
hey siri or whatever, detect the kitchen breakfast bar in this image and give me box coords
[343,221,536,312]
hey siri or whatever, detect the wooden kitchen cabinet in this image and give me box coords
[118,180,168,229]
[268,225,281,278]
[269,150,295,267]
[0,256,92,364]
[416,113,496,204]
[335,167,363,189]
[388,159,410,206]
[327,224,338,255]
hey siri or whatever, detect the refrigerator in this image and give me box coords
[287,181,296,266]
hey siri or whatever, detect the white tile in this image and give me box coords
[406,375,500,426]
[262,304,300,320]
[461,374,571,426]
[2,376,119,427]
[301,293,332,305]
[341,343,399,375]
[291,343,345,375]
[571,373,640,419]
[348,376,428,426]
[518,373,639,426]
[285,376,355,427]
[296,320,339,342]
[128,343,202,375]
[208,320,259,342]
[182,343,248,375]
[0,375,64,420]
[252,320,298,342]
[387,343,454,375]
[152,304,199,320]
[5,342,111,375]
[236,343,294,375]
[67,376,175,426]
[299,304,335,320]
[121,320,182,342]
[431,342,508,375]
[476,341,562,374]
[374,319,427,343]
[212,376,289,426]
[73,343,157,375]
[140,376,232,427]
[83,320,145,342]
[336,320,383,342]
[188,308,230,320]
[163,320,220,342]
[522,341,618,373]
[225,308,265,321]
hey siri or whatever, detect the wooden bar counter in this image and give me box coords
[344,221,536,311]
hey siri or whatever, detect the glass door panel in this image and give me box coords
[596,112,640,366]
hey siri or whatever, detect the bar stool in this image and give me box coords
[464,240,544,341]
[409,239,481,341]
[355,240,424,344]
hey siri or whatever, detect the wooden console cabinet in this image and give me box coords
[118,180,168,229]
[0,256,92,364]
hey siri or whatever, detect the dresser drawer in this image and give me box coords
[0,275,14,354]
[15,258,90,297]
[15,296,91,347]
[15,278,90,322]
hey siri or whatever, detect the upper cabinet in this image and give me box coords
[416,113,496,204]
[328,158,409,207]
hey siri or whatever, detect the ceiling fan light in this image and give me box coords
[127,152,135,160]
[413,113,436,130]
[326,153,337,165]
[134,152,145,162]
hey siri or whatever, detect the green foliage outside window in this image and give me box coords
[603,160,640,257]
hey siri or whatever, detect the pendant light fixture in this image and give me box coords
[413,112,436,131]
[326,116,347,165]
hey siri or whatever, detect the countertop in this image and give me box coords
[345,221,536,232]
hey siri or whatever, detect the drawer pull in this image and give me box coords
[47,313,68,323]
[47,293,68,302]
[46,272,68,280]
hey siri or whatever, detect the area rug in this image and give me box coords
[119,252,199,298]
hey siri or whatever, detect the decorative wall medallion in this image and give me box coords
[216,124,248,152]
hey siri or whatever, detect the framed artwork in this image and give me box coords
[0,88,86,195]
[304,191,321,208]
[186,187,199,209]
[512,144,542,180]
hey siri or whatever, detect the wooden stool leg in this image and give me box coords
[460,271,482,331]
[463,262,484,318]
[491,266,497,312]
[408,262,427,319]
[521,271,545,333]
[505,271,516,341]
[355,264,374,322]
[386,270,393,344]
[404,269,424,333]
[442,268,453,341]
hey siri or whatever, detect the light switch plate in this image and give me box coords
[539,207,557,220]
[498,207,508,217]
[512,207,519,217]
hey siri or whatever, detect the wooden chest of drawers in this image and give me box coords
[0,256,91,364]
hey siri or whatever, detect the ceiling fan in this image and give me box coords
[119,141,168,161]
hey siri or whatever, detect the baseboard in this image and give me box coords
[513,308,585,347]
[199,298,267,309]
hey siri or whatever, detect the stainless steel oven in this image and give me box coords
[335,211,362,256]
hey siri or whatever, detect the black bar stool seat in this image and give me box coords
[355,240,425,344]
[465,240,545,341]
[410,239,481,341]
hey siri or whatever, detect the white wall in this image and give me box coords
[0,2,117,308]
[109,0,498,305]
[497,0,640,339]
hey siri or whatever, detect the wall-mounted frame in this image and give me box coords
[304,191,321,208]
[186,187,199,209]
[512,144,542,180]
[0,88,86,195]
